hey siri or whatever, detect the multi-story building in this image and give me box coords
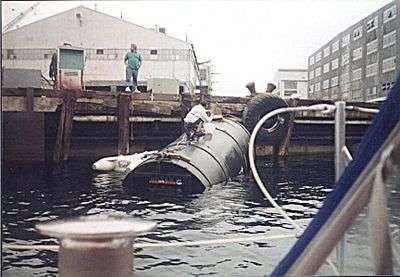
[273,69,308,99]
[308,0,399,101]
[2,5,209,93]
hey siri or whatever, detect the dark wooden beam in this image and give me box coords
[25,88,34,113]
[53,91,77,162]
[278,98,299,157]
[117,93,131,155]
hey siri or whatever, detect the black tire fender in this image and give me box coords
[242,94,290,144]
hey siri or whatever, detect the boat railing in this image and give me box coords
[249,100,399,275]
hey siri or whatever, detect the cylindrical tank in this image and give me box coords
[123,118,250,193]
[36,215,156,277]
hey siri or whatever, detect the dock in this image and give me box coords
[2,87,379,164]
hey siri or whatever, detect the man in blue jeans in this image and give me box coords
[124,44,142,93]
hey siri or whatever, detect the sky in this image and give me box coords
[2,0,393,96]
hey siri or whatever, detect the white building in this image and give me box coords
[2,5,206,93]
[273,69,308,99]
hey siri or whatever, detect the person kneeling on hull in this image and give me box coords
[184,99,213,142]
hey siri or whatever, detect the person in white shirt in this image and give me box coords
[184,99,213,141]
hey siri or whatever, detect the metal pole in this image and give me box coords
[36,215,156,277]
[335,101,346,275]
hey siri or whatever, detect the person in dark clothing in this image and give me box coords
[49,53,57,88]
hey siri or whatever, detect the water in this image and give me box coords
[2,155,399,276]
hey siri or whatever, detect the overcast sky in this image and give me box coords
[2,0,393,96]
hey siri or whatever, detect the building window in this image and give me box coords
[309,56,314,66]
[332,40,339,53]
[342,83,350,92]
[199,69,208,80]
[309,70,314,79]
[323,62,330,73]
[353,26,363,41]
[340,73,349,85]
[352,47,363,61]
[382,56,396,73]
[315,82,321,92]
[383,5,396,23]
[284,90,297,96]
[383,30,396,48]
[150,49,158,55]
[315,51,322,62]
[6,49,15,59]
[309,84,314,93]
[367,16,378,32]
[352,68,362,81]
[341,53,349,66]
[322,79,330,90]
[323,46,330,58]
[315,67,321,77]
[366,39,378,55]
[381,82,395,92]
[366,62,378,77]
[331,58,339,70]
[96,49,104,55]
[367,86,377,95]
[283,80,297,90]
[331,76,339,87]
[341,34,350,47]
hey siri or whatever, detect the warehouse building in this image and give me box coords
[2,5,208,93]
[307,0,399,101]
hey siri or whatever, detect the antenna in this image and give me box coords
[3,2,41,32]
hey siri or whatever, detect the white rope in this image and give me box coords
[346,106,379,114]
[248,104,340,275]
[3,233,296,252]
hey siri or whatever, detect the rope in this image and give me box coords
[248,104,340,275]
[3,233,296,252]
[346,106,379,114]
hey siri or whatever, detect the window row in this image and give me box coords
[309,58,340,79]
[310,84,395,98]
[310,39,340,65]
[2,48,192,61]
[309,51,396,81]
[311,62,396,93]
[310,76,340,92]
[309,5,396,65]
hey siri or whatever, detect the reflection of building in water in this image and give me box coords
[273,69,308,99]
[308,0,399,101]
[2,5,211,93]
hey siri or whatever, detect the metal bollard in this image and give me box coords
[36,215,156,277]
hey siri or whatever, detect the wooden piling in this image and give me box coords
[278,98,299,157]
[53,91,77,162]
[117,93,131,155]
[26,88,34,113]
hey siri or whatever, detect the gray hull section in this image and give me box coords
[123,118,250,193]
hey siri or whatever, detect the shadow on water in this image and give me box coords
[2,155,337,276]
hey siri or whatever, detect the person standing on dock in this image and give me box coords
[184,99,213,141]
[124,44,142,93]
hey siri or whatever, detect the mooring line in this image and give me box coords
[3,233,296,252]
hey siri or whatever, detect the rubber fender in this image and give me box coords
[242,94,290,144]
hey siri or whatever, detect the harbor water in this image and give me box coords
[2,155,399,276]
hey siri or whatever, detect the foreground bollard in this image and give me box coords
[36,215,156,277]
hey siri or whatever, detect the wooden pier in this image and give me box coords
[2,87,379,164]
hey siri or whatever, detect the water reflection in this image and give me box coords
[3,155,395,276]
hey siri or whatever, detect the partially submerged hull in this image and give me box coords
[123,118,250,193]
